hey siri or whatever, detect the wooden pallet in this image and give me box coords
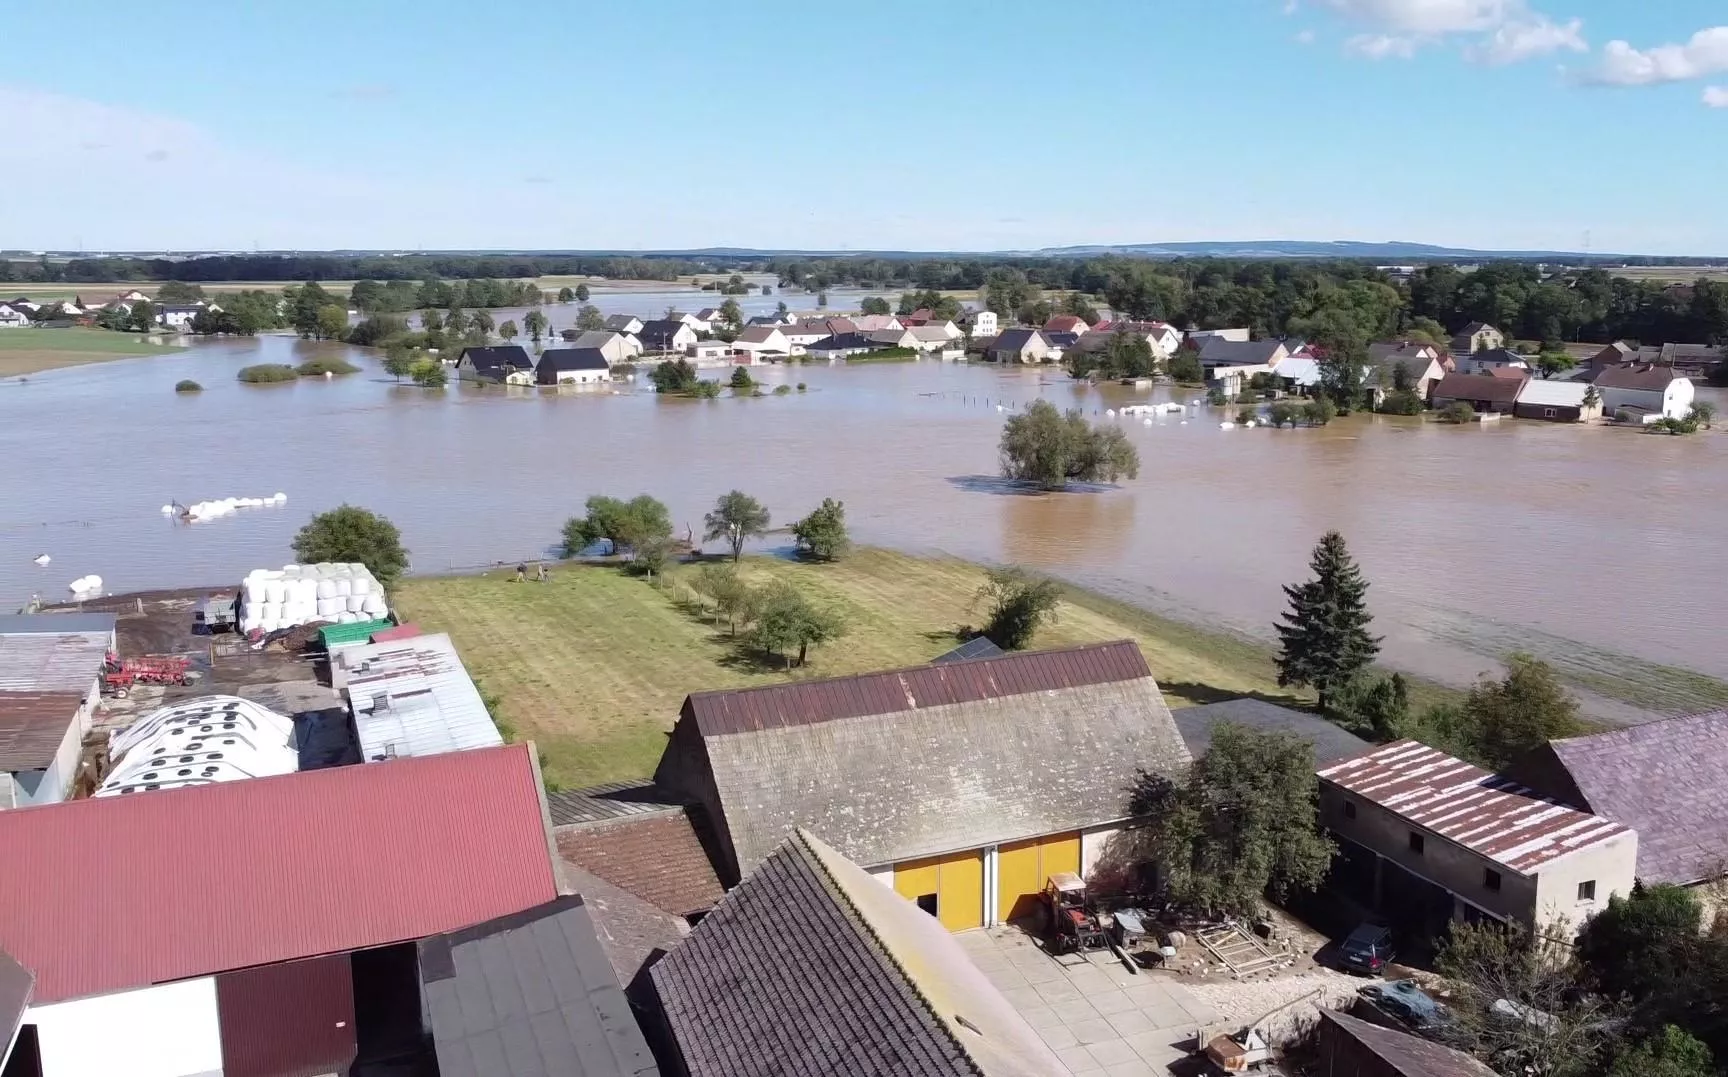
[1196,923,1286,978]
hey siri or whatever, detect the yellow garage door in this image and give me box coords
[894,850,984,931]
[996,832,1081,924]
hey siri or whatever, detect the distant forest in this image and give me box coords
[5,252,1725,346]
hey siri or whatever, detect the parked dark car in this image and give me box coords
[1339,923,1396,976]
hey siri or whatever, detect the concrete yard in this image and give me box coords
[958,927,1220,1075]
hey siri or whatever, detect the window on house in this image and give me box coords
[1578,880,1596,902]
[1408,832,1425,855]
[1343,800,1357,820]
[1484,869,1502,892]
[916,894,939,917]
[1544,408,1557,418]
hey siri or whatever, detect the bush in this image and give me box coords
[729,366,754,389]
[1235,406,1257,426]
[411,361,447,388]
[976,567,1061,650]
[295,357,360,377]
[690,380,722,399]
[1379,389,1424,415]
[1440,400,1477,424]
[1267,401,1301,427]
[174,379,203,393]
[1206,386,1227,406]
[773,384,791,396]
[237,364,297,383]
[612,362,637,377]
[796,382,807,391]
[1301,396,1336,426]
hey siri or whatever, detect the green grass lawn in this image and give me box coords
[0,327,181,376]
[393,548,1447,790]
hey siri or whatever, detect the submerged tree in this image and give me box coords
[1275,531,1380,715]
[999,399,1139,489]
[703,490,770,562]
[561,494,672,563]
[791,498,849,561]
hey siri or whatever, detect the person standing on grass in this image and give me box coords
[536,563,548,582]
[515,562,526,582]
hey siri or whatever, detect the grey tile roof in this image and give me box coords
[0,613,117,636]
[546,781,683,827]
[1545,710,1728,885]
[1174,698,1369,766]
[419,896,659,1077]
[650,830,1066,1077]
[1596,363,1684,391]
[990,328,1045,353]
[555,811,725,918]
[678,641,1191,873]
[1198,338,1284,367]
[538,348,611,373]
[459,346,534,373]
[560,863,688,989]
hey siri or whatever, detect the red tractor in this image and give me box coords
[1044,873,1108,954]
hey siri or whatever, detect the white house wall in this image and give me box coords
[1532,830,1638,937]
[1081,826,1121,878]
[27,978,223,1077]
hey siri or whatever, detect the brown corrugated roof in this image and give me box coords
[1432,371,1527,403]
[1319,740,1630,875]
[1318,1008,1496,1077]
[685,639,1150,737]
[217,955,356,1077]
[556,810,725,918]
[1595,362,1682,391]
[0,691,85,771]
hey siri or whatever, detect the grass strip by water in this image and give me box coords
[0,327,181,376]
[393,548,1459,790]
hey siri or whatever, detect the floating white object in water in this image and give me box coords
[1106,408,1116,418]
[274,492,287,503]
[1220,421,1235,429]
[160,504,174,515]
[33,554,50,565]
[1179,420,1188,425]
[995,404,1004,412]
[1244,418,1257,428]
[324,371,333,379]
[68,574,101,594]
[1142,418,1153,425]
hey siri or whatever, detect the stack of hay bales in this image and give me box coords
[239,562,386,634]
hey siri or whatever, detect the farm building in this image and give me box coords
[535,347,612,386]
[651,639,1191,930]
[331,632,502,763]
[0,613,115,809]
[1512,378,1601,422]
[455,345,535,385]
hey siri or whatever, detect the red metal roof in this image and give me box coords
[685,640,1152,737]
[0,744,560,1004]
[369,623,422,643]
[217,955,356,1077]
[1319,740,1630,875]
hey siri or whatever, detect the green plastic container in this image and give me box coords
[318,618,395,650]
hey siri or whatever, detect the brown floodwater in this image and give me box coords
[2,334,1724,719]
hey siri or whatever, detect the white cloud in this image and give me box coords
[1346,33,1419,58]
[1295,28,1317,44]
[1592,26,1728,86]
[1465,15,1585,64]
[1705,85,1728,108]
[1317,0,1584,62]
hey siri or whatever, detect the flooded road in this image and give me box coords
[2,334,1724,716]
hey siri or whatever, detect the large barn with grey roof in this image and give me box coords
[651,639,1191,931]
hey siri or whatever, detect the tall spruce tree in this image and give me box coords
[1276,531,1380,715]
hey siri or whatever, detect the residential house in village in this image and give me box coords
[1042,314,1089,337]
[686,339,735,361]
[1508,711,1728,893]
[604,314,645,335]
[694,307,725,329]
[1092,320,1182,359]
[1197,338,1288,398]
[987,327,1053,364]
[850,313,903,333]
[672,311,707,331]
[1273,352,1321,393]
[1449,321,1505,355]
[1367,342,1444,399]
[565,328,640,363]
[1318,740,1637,937]
[535,347,612,386]
[455,345,535,384]
[636,319,698,354]
[0,613,116,809]
[806,332,885,359]
[1315,1009,1499,1077]
[966,309,997,338]
[1187,327,1251,344]
[1513,378,1601,422]
[155,303,219,330]
[0,303,29,328]
[732,324,797,360]
[650,641,1191,930]
[780,318,855,350]
[649,829,1068,1077]
[1429,370,1528,414]
[1593,363,1695,422]
[1655,342,1725,378]
[1453,347,1528,376]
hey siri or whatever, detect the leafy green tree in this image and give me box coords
[776,300,788,316]
[1166,344,1205,383]
[1267,402,1301,428]
[1276,531,1380,715]
[1460,653,1583,770]
[975,567,1061,650]
[747,581,846,667]
[291,505,409,586]
[287,281,335,337]
[556,286,574,303]
[693,563,755,636]
[1609,1026,1714,1077]
[345,314,406,347]
[1578,884,1703,1003]
[1065,329,1153,381]
[1537,350,1577,379]
[174,379,202,393]
[650,358,700,394]
[127,299,156,332]
[471,309,494,336]
[523,309,548,342]
[446,308,469,335]
[717,297,743,330]
[1328,672,1410,740]
[383,343,418,382]
[704,491,770,561]
[411,361,447,388]
[860,296,891,316]
[1300,396,1336,425]
[420,308,443,334]
[560,494,673,562]
[998,399,1140,489]
[816,291,828,308]
[1378,389,1424,415]
[1691,400,1716,428]
[314,305,348,341]
[499,319,518,342]
[729,366,754,390]
[690,380,723,398]
[575,304,605,331]
[791,498,849,561]
[156,281,204,303]
[575,283,590,302]
[1441,400,1476,424]
[1133,723,1335,917]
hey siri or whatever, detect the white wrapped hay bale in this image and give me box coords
[361,595,388,617]
[345,594,368,614]
[316,579,337,600]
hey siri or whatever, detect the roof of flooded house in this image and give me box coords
[0,629,110,694]
[734,325,783,343]
[1176,698,1369,767]
[537,347,610,372]
[0,744,561,1004]
[1595,363,1685,391]
[1318,740,1631,875]
[1197,338,1285,367]
[990,328,1046,351]
[650,829,1066,1077]
[332,632,502,762]
[0,691,86,772]
[1515,379,1591,407]
[459,345,533,372]
[1431,371,1527,403]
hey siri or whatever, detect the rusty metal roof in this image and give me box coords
[685,639,1151,737]
[0,691,85,771]
[1318,740,1631,875]
[0,631,108,694]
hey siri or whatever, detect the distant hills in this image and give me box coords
[1016,240,1618,261]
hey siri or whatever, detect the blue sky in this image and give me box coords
[3,0,1727,254]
